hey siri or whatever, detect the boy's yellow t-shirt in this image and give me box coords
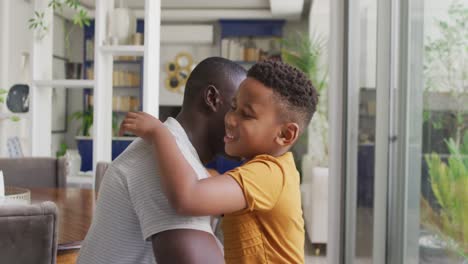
[223,152,305,264]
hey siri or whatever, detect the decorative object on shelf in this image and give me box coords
[0,89,20,122]
[219,20,285,65]
[5,84,29,114]
[243,37,258,62]
[112,70,140,87]
[64,149,81,178]
[65,63,82,79]
[6,137,23,158]
[175,52,193,70]
[131,33,143,45]
[108,0,136,45]
[112,96,139,112]
[165,52,193,93]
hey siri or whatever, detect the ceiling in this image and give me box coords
[79,0,271,10]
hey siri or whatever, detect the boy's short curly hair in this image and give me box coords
[247,60,319,131]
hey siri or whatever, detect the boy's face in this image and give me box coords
[224,77,284,160]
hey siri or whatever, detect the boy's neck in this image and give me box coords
[175,110,215,164]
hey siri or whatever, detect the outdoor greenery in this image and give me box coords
[422,133,468,259]
[423,0,468,148]
[421,1,468,260]
[282,32,329,166]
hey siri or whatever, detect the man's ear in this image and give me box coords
[204,85,221,112]
[275,123,300,146]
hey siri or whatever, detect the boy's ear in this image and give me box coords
[275,123,300,146]
[204,85,221,112]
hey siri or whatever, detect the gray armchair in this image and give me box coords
[0,201,58,264]
[0,157,67,188]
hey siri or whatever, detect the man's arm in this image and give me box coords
[121,112,246,216]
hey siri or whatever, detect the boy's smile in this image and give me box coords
[224,77,285,160]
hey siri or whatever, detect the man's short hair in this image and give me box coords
[247,60,319,131]
[183,57,246,107]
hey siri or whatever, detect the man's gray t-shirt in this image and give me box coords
[77,118,214,264]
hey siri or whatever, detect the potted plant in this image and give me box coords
[71,109,131,171]
[28,0,91,79]
[71,108,93,137]
[282,32,328,174]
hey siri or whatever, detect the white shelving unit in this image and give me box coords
[33,80,95,89]
[31,0,161,178]
[99,45,145,56]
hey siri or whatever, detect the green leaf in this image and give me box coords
[10,116,20,122]
[65,0,79,9]
[48,0,62,10]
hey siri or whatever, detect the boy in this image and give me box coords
[121,60,318,263]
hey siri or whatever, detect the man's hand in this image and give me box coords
[120,112,162,142]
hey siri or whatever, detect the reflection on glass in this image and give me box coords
[419,1,468,263]
[354,0,377,263]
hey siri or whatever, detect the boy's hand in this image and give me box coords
[119,112,162,142]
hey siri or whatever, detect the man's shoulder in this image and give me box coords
[111,138,154,170]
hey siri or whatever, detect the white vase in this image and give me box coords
[65,149,82,177]
[301,154,329,244]
[108,6,136,45]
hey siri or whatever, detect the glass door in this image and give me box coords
[393,0,468,263]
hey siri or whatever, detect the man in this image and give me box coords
[77,57,246,264]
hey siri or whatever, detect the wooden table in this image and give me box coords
[30,188,95,264]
